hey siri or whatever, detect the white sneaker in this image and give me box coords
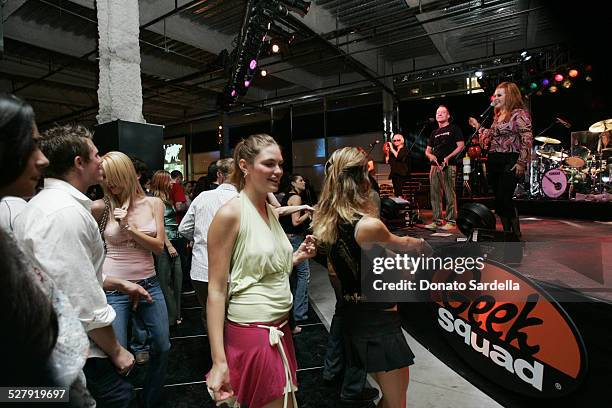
[440,222,456,231]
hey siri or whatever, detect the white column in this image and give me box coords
[96,0,144,124]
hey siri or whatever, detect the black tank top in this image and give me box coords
[328,217,395,310]
[279,192,306,235]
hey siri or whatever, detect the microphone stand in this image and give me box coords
[464,106,495,196]
[406,122,429,155]
[367,141,379,157]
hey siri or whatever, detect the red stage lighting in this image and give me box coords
[568,69,579,78]
[554,74,564,82]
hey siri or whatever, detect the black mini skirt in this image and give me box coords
[341,308,415,373]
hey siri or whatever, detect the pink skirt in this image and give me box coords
[210,319,299,408]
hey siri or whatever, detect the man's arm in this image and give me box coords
[88,326,134,374]
[178,199,197,241]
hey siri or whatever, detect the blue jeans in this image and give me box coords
[106,276,171,407]
[288,234,310,321]
[84,357,133,408]
[156,242,183,324]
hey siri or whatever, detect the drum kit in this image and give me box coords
[531,119,612,199]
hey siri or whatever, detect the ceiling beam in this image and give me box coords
[67,0,323,92]
[405,0,454,64]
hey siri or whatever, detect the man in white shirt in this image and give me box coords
[0,196,27,232]
[15,124,150,408]
[179,158,237,329]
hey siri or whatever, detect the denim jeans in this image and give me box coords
[288,234,310,322]
[106,276,170,407]
[84,357,133,408]
[156,242,183,324]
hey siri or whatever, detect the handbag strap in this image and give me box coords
[98,196,110,253]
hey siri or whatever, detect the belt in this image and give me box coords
[239,320,298,408]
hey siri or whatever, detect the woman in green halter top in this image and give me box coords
[206,134,316,408]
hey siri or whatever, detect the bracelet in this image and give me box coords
[121,223,130,232]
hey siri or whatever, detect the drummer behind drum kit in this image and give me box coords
[531,119,612,199]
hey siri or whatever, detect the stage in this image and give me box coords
[395,211,612,406]
[456,196,612,221]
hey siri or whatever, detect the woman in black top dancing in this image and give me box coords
[313,147,431,408]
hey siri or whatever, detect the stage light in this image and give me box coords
[260,69,267,77]
[549,85,558,93]
[530,82,538,89]
[585,64,592,72]
[569,69,579,78]
[244,80,251,88]
[218,125,223,130]
[249,59,257,70]
[542,78,550,86]
[231,89,237,97]
[585,75,593,82]
[475,70,483,79]
[563,79,572,88]
[271,43,280,53]
[554,73,564,82]
[536,90,543,96]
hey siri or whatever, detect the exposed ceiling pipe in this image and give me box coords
[265,5,544,76]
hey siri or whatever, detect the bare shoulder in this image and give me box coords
[355,215,389,244]
[287,193,302,206]
[91,199,106,221]
[212,196,240,226]
[145,195,164,208]
[357,215,386,232]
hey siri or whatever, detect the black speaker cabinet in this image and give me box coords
[94,120,164,172]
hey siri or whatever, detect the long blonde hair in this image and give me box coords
[312,147,373,245]
[149,170,172,204]
[229,133,277,191]
[101,151,145,210]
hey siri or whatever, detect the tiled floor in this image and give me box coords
[129,290,342,407]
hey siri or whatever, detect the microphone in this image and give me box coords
[556,117,572,128]
[480,100,497,118]
[369,140,380,147]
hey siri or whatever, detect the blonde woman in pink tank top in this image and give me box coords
[92,151,170,408]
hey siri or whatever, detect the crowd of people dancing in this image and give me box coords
[1,81,533,407]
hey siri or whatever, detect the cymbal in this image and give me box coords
[535,136,561,144]
[536,149,568,161]
[588,119,612,133]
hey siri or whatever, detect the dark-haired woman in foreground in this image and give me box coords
[0,93,94,405]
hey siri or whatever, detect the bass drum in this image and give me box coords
[541,168,568,198]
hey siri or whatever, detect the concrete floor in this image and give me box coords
[309,260,502,408]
